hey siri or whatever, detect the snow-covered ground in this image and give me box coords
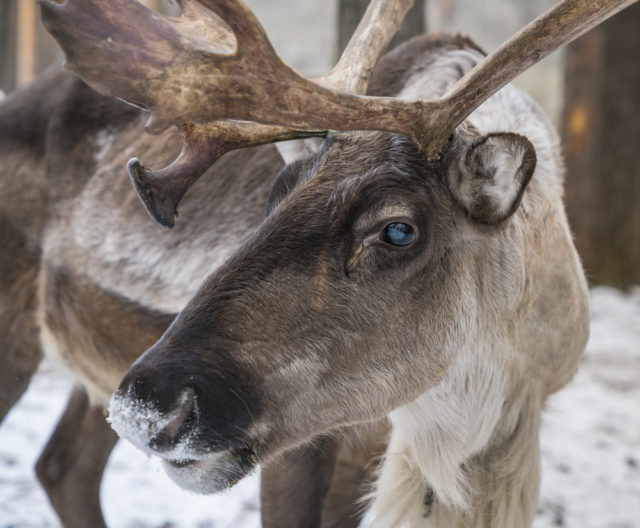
[536,287,640,528]
[0,287,638,528]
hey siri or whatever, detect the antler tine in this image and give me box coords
[197,0,273,55]
[421,0,640,158]
[127,122,325,229]
[319,0,414,94]
[278,0,413,165]
[40,0,328,226]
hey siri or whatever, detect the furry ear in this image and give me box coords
[446,132,536,224]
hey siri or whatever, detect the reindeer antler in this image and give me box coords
[40,0,413,227]
[40,0,637,228]
[126,121,326,227]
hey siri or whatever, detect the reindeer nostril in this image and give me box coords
[148,388,197,452]
[128,374,147,400]
[149,430,173,452]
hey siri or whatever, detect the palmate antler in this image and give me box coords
[40,0,637,228]
[40,0,413,226]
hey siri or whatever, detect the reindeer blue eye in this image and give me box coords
[382,222,415,246]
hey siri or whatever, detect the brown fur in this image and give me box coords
[367,33,485,97]
[39,265,174,397]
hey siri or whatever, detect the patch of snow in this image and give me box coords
[535,286,640,528]
[103,444,260,528]
[0,370,260,528]
[0,286,637,527]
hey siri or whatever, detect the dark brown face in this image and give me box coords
[109,130,536,493]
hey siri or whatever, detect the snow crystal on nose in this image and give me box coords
[107,390,169,456]
[108,389,200,461]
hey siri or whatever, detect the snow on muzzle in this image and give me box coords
[108,384,259,494]
[108,387,198,458]
[107,344,261,494]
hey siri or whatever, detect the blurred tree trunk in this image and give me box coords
[562,4,640,288]
[336,0,425,60]
[0,0,18,93]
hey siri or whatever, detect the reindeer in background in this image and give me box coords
[2,0,635,526]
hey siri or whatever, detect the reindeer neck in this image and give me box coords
[368,381,544,528]
[428,400,542,528]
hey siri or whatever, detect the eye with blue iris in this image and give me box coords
[382,222,416,247]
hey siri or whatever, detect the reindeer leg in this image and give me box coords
[261,436,338,528]
[0,229,43,422]
[0,336,42,423]
[260,420,389,528]
[321,421,389,528]
[36,385,117,528]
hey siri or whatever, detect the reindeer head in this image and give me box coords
[40,0,626,496]
[107,124,536,492]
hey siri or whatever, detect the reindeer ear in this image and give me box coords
[447,132,536,224]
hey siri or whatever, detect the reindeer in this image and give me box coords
[1,0,635,526]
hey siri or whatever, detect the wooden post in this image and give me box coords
[0,0,18,93]
[562,3,640,287]
[16,0,37,86]
[337,0,425,61]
